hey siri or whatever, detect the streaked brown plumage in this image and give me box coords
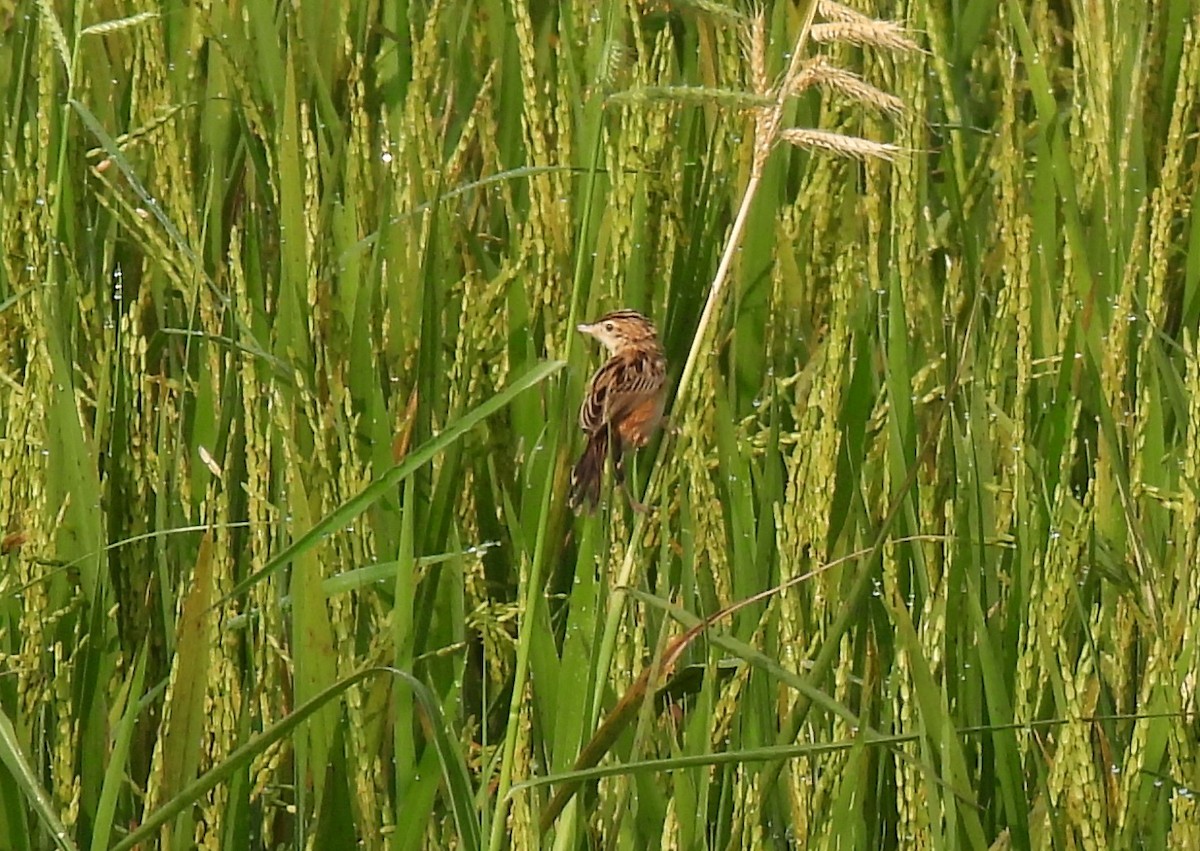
[569,309,667,513]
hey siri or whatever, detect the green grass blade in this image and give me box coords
[0,709,77,851]
[88,640,149,851]
[287,466,339,819]
[111,666,479,851]
[157,534,216,846]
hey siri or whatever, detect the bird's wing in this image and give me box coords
[579,350,664,432]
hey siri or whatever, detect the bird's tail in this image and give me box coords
[569,430,608,511]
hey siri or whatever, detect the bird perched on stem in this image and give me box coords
[569,309,667,513]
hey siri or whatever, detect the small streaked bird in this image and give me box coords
[569,309,667,513]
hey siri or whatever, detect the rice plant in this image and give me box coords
[0,0,1198,849]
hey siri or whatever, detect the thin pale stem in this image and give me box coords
[587,0,822,736]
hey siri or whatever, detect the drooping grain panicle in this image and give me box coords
[80,10,160,36]
[83,103,189,161]
[34,0,71,82]
[596,38,631,90]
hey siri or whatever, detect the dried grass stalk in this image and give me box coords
[747,11,769,97]
[789,57,906,115]
[81,10,160,36]
[779,127,901,161]
[748,10,776,174]
[816,0,873,26]
[810,20,920,53]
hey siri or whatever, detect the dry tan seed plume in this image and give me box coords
[816,0,873,26]
[789,57,906,116]
[810,20,920,54]
[778,127,902,161]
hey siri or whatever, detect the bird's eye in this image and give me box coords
[604,321,615,332]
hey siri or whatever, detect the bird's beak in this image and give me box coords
[576,323,593,334]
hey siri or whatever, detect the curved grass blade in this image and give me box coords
[0,285,35,315]
[88,640,150,851]
[158,534,215,847]
[538,540,979,834]
[67,98,282,374]
[215,359,565,606]
[111,666,480,851]
[337,165,587,271]
[538,556,862,833]
[0,708,78,851]
[408,671,482,851]
[514,735,910,798]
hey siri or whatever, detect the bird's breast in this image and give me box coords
[616,394,665,447]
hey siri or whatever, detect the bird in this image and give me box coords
[569,309,668,513]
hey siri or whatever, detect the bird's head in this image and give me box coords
[577,309,659,355]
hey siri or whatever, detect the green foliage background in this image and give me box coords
[2,0,1199,848]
